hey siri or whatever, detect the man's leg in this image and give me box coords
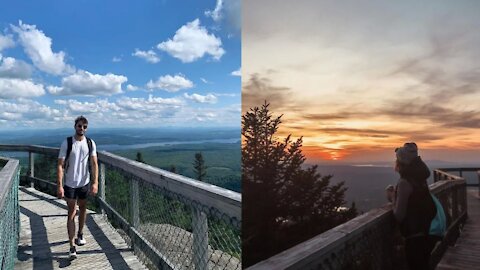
[76,183,90,245]
[66,198,77,247]
[77,198,87,235]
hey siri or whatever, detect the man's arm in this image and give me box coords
[90,155,98,195]
[57,158,64,198]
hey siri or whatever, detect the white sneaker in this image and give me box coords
[75,233,86,246]
[69,246,77,260]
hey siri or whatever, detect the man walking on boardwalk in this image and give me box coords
[57,116,98,259]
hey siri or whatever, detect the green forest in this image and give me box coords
[113,142,241,192]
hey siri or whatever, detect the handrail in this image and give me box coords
[0,156,20,269]
[0,144,241,269]
[248,171,468,270]
[434,167,480,196]
[0,144,241,218]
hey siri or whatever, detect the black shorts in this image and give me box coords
[64,183,90,200]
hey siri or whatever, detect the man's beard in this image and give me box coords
[76,130,84,136]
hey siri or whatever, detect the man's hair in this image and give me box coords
[74,115,88,125]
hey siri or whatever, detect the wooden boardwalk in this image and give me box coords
[15,187,147,270]
[437,187,480,270]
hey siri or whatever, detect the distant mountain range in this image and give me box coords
[309,163,479,212]
[0,127,240,148]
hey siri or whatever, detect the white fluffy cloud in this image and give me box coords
[51,96,184,125]
[0,99,61,122]
[146,74,193,92]
[117,94,183,111]
[195,112,217,122]
[112,56,122,62]
[11,21,74,75]
[0,78,45,99]
[126,84,140,91]
[54,99,121,113]
[184,93,218,104]
[157,19,225,63]
[205,0,224,22]
[0,34,15,51]
[48,70,127,96]
[0,57,33,79]
[132,49,160,63]
[230,67,241,76]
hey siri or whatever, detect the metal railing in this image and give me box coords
[248,169,468,270]
[0,144,241,270]
[0,157,20,270]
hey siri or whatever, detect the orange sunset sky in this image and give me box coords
[242,0,480,163]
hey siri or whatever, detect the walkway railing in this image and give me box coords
[434,167,480,196]
[0,144,241,270]
[248,169,469,270]
[0,157,20,270]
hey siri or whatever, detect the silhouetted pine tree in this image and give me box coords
[135,152,145,163]
[242,102,357,267]
[193,152,207,181]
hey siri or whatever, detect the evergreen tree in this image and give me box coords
[193,152,207,181]
[242,102,357,267]
[135,152,145,163]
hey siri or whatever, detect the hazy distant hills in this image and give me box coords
[308,161,479,212]
[0,127,240,147]
[0,128,241,192]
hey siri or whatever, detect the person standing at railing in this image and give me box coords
[386,142,439,270]
[56,116,98,260]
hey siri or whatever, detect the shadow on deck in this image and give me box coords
[16,187,146,270]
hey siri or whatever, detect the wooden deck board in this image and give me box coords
[436,187,480,270]
[15,187,147,270]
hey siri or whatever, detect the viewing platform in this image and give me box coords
[248,168,480,270]
[0,144,241,270]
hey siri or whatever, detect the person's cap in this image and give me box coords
[395,142,418,165]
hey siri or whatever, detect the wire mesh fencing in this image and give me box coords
[101,162,241,270]
[0,159,20,270]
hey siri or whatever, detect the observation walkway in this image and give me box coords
[16,187,146,270]
[0,144,241,270]
[436,186,480,270]
[248,168,480,270]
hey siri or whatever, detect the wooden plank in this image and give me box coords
[436,188,480,269]
[15,187,147,270]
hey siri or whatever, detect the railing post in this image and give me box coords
[99,163,106,215]
[476,170,480,198]
[433,171,437,182]
[193,208,208,270]
[452,184,458,221]
[28,151,34,188]
[130,177,139,228]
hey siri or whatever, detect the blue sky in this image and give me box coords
[0,0,241,130]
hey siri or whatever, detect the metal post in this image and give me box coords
[130,178,139,228]
[28,151,34,188]
[477,171,480,197]
[99,163,106,215]
[193,208,208,270]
